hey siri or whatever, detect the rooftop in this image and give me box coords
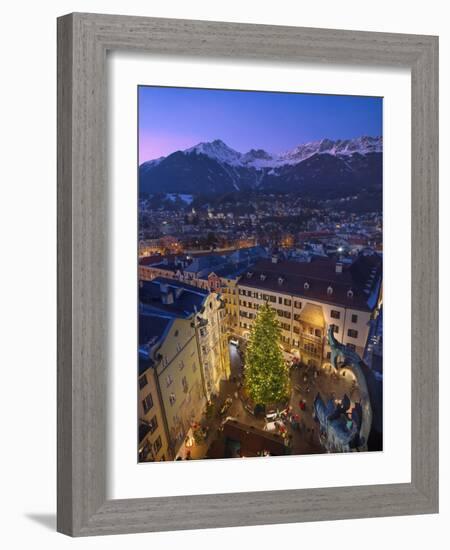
[200,262,254,281]
[239,254,381,311]
[139,312,173,347]
[139,277,209,318]
[139,312,174,374]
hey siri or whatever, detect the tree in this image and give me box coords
[244,302,290,406]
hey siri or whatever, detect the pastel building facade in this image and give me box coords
[138,277,231,459]
[236,253,382,366]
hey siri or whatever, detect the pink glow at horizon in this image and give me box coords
[138,86,382,165]
[139,132,202,164]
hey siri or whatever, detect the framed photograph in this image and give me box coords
[57,13,438,536]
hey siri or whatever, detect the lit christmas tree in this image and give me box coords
[244,302,290,406]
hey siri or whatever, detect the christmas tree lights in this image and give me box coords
[244,302,290,406]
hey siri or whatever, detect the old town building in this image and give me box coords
[236,252,382,366]
[139,278,230,457]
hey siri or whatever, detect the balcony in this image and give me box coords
[300,331,322,343]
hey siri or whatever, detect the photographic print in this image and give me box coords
[137,86,383,463]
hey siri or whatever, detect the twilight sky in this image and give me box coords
[138,86,382,164]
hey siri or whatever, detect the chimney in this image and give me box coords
[335,262,343,274]
[159,282,174,304]
[174,286,184,299]
[161,290,174,305]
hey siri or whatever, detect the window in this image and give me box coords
[330,310,340,319]
[327,286,333,295]
[142,393,154,414]
[284,298,291,306]
[182,376,189,393]
[169,392,176,406]
[304,342,317,354]
[293,326,300,334]
[294,301,302,309]
[148,415,158,433]
[166,374,173,387]
[315,329,322,338]
[351,314,358,323]
[154,436,162,454]
[330,324,339,334]
[139,374,148,390]
[347,329,358,339]
[346,343,356,351]
[278,297,282,304]
[269,295,276,303]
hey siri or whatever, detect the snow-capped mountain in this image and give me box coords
[139,136,382,198]
[279,136,382,164]
[147,136,382,170]
[185,139,243,166]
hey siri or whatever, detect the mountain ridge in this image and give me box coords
[141,136,382,170]
[139,136,382,200]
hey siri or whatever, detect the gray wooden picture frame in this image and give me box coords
[57,12,439,537]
